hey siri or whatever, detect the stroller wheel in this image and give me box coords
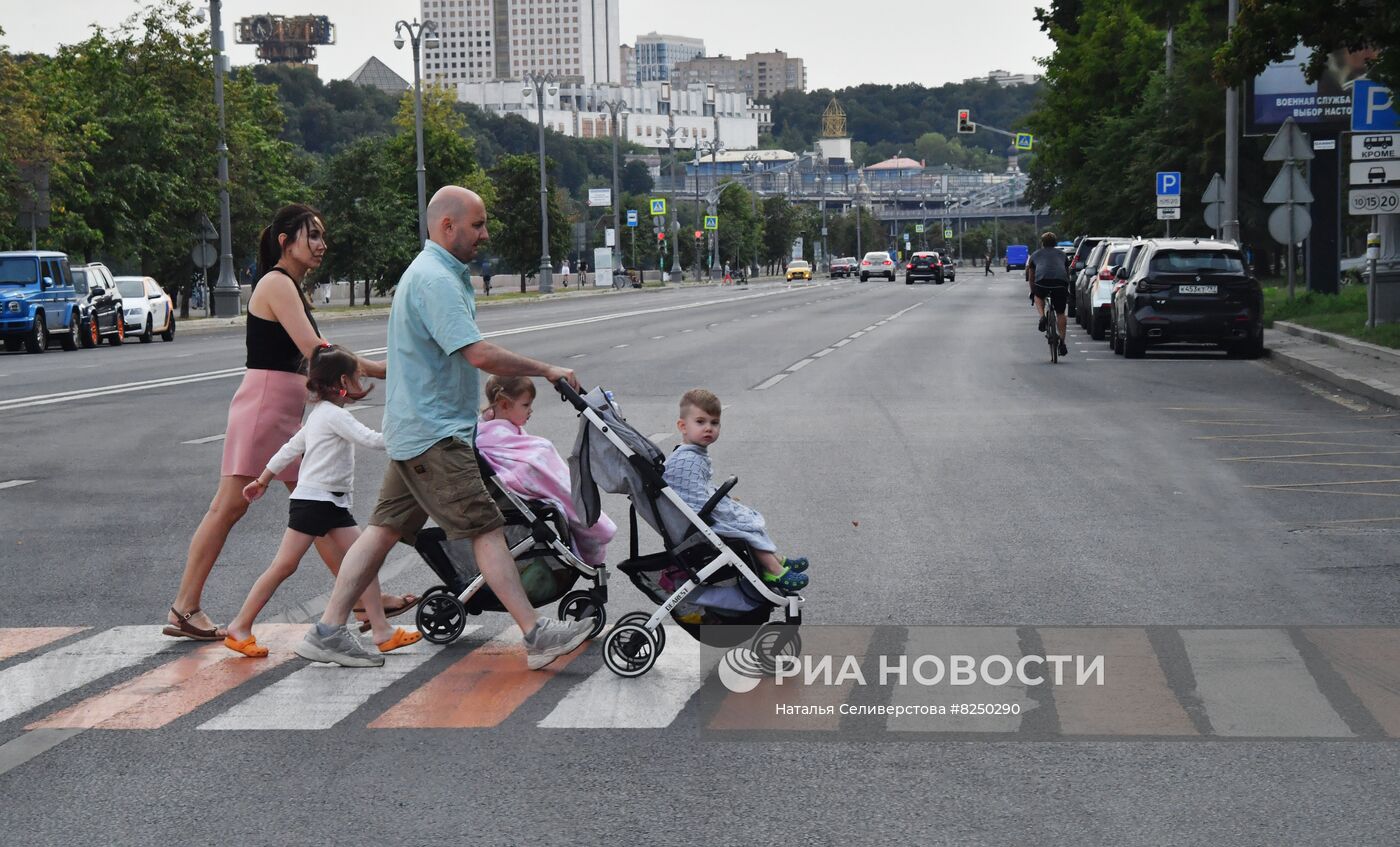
[615,611,665,656]
[603,624,658,678]
[557,590,606,640]
[750,623,801,675]
[416,592,468,644]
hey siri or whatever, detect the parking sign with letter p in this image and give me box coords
[1156,171,1181,196]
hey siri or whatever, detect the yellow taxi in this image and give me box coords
[785,260,813,282]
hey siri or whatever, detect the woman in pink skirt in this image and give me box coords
[164,204,409,640]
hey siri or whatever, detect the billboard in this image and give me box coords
[1245,43,1376,135]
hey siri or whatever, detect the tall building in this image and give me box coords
[619,43,635,86]
[633,32,704,84]
[419,0,621,87]
[673,49,805,99]
[965,69,1041,87]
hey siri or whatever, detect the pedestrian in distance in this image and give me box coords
[481,262,492,297]
[578,259,588,286]
[663,388,810,591]
[559,259,571,288]
[295,185,595,669]
[985,253,993,276]
[163,203,407,643]
[225,344,421,658]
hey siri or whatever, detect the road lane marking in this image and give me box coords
[1247,478,1400,489]
[832,339,852,348]
[28,625,306,730]
[0,479,35,491]
[812,348,835,358]
[612,344,630,348]
[0,627,176,724]
[1039,628,1195,736]
[1180,629,1352,737]
[568,354,587,359]
[1222,451,1400,462]
[539,627,701,728]
[753,374,788,391]
[786,358,814,373]
[0,628,88,662]
[201,636,452,730]
[181,434,226,445]
[369,630,587,728]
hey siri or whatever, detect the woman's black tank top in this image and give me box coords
[245,267,320,373]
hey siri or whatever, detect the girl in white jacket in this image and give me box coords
[224,344,421,657]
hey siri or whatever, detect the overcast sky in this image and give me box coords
[1,0,1051,90]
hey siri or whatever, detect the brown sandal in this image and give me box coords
[161,606,222,641]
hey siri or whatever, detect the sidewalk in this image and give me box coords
[173,276,788,337]
[1266,321,1400,410]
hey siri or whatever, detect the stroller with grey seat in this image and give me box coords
[559,381,803,677]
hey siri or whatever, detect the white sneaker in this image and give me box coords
[523,617,594,670]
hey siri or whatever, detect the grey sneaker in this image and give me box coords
[295,625,385,667]
[523,617,595,670]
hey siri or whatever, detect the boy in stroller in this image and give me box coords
[665,389,810,591]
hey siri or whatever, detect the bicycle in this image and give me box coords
[1032,284,1065,363]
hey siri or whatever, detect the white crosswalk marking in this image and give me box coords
[197,636,460,731]
[1181,629,1352,737]
[539,627,703,728]
[887,627,1033,732]
[0,627,175,723]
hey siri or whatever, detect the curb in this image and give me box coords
[1265,341,1400,411]
[1272,320,1400,367]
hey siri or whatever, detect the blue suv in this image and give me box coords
[1,250,84,353]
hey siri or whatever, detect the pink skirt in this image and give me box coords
[220,369,307,481]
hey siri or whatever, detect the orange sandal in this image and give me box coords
[376,628,422,653]
[223,634,269,658]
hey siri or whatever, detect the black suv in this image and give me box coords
[71,263,125,347]
[905,251,944,284]
[1113,239,1263,359]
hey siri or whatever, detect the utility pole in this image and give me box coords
[208,0,240,318]
[1223,0,1240,244]
[661,82,680,281]
[600,96,629,283]
[523,71,559,292]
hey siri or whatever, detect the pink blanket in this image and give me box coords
[476,419,616,565]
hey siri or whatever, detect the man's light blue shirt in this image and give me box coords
[383,240,484,461]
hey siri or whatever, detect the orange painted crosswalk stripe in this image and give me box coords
[1039,627,1196,736]
[0,627,87,662]
[1303,628,1400,738]
[27,625,304,730]
[369,633,587,729]
[708,628,873,731]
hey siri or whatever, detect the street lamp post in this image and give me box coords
[744,153,760,275]
[394,18,440,244]
[695,139,724,280]
[660,82,680,281]
[207,0,240,318]
[599,96,629,284]
[522,71,559,292]
[855,176,869,260]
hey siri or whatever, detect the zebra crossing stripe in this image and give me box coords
[887,627,1031,733]
[1039,627,1196,736]
[28,625,305,730]
[0,628,88,663]
[200,635,453,731]
[1180,629,1353,737]
[539,627,702,728]
[0,627,176,724]
[1302,628,1400,738]
[708,627,875,732]
[369,630,588,729]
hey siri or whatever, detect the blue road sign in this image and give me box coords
[1156,171,1182,196]
[649,198,666,216]
[1015,133,1034,151]
[1352,81,1398,132]
[626,209,638,227]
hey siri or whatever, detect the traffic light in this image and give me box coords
[957,109,974,134]
[657,232,665,242]
[694,230,703,240]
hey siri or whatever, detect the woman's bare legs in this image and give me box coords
[171,474,254,633]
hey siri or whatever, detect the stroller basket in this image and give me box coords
[415,522,580,614]
[619,545,772,645]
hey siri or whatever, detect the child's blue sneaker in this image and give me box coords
[763,566,809,592]
[782,556,809,573]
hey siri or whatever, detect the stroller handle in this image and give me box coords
[698,475,739,522]
[554,377,590,411]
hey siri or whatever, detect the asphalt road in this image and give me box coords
[1,272,1398,845]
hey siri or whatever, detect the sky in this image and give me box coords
[2,0,1051,90]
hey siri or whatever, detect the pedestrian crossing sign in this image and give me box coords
[915,224,924,233]
[944,228,954,238]
[650,198,666,216]
[704,215,718,231]
[1015,133,1034,151]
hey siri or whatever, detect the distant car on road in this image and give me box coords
[938,254,957,281]
[71,262,126,347]
[904,251,944,284]
[114,276,176,343]
[860,251,896,282]
[785,260,813,282]
[830,257,857,278]
[1005,244,1029,271]
[0,250,84,353]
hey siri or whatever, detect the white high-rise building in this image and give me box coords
[420,0,621,87]
[633,32,705,84]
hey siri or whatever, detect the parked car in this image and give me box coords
[830,257,857,278]
[1108,241,1152,354]
[1111,239,1262,359]
[939,255,957,281]
[904,251,944,284]
[785,260,813,282]
[0,250,84,353]
[71,262,126,347]
[1082,241,1131,340]
[1005,244,1029,271]
[860,251,896,282]
[114,276,176,343]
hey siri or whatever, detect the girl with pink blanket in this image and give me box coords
[476,376,616,565]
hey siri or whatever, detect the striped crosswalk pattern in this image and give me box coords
[2,626,1399,740]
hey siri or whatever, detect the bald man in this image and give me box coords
[297,186,594,669]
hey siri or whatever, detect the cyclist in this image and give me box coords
[1026,231,1070,357]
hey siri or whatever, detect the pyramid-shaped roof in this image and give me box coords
[348,56,409,95]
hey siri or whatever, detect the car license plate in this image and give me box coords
[1177,284,1218,295]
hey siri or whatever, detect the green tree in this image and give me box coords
[760,195,800,271]
[487,154,569,290]
[1215,1,1400,89]
[714,181,762,272]
[317,136,415,305]
[621,159,654,195]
